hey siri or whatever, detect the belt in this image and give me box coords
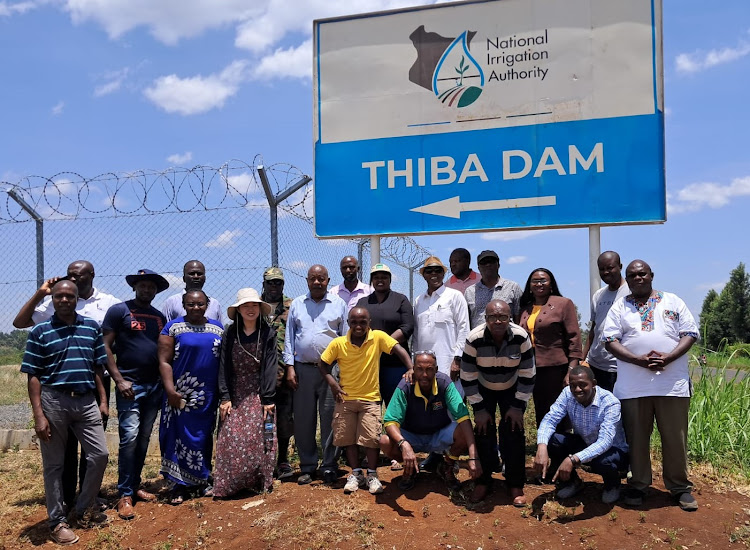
[49,387,92,398]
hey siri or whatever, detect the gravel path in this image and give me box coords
[0,395,120,432]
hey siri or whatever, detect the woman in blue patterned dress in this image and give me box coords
[157,289,224,504]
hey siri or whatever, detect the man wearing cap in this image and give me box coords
[260,266,295,479]
[464,250,523,328]
[446,248,479,294]
[161,260,223,323]
[102,270,169,519]
[330,256,372,315]
[13,260,119,512]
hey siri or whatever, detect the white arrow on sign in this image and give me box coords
[410,195,557,219]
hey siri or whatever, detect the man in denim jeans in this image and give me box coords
[102,269,169,519]
[21,280,110,545]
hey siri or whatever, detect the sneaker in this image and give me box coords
[601,486,621,504]
[50,522,79,545]
[556,478,584,500]
[344,472,365,494]
[623,487,644,507]
[676,492,698,511]
[322,469,338,484]
[297,473,313,485]
[367,475,383,494]
[277,463,294,480]
[68,506,109,529]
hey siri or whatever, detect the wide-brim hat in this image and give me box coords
[227,287,272,319]
[125,269,170,294]
[419,256,447,276]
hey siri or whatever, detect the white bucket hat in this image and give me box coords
[227,288,272,320]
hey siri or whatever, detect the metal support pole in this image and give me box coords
[356,240,365,280]
[409,267,415,303]
[8,188,45,288]
[588,225,601,298]
[370,236,380,266]
[257,165,311,267]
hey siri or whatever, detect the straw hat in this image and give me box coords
[227,288,272,319]
[419,256,447,276]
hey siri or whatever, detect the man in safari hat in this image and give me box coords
[102,269,169,519]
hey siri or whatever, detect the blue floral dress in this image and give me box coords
[159,317,224,488]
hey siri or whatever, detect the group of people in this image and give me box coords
[16,248,700,546]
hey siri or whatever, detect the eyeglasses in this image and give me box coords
[265,279,283,286]
[423,267,444,274]
[413,349,437,359]
[486,314,510,323]
[530,279,549,286]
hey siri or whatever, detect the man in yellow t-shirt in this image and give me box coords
[320,307,413,494]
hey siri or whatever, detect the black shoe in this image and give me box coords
[297,473,313,485]
[322,470,338,484]
[675,492,698,511]
[419,452,441,472]
[623,488,644,506]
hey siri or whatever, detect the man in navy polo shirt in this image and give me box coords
[21,280,110,545]
[379,351,481,492]
[103,269,169,520]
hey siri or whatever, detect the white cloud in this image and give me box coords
[676,34,750,74]
[480,229,549,241]
[695,281,726,293]
[51,100,65,116]
[225,172,258,195]
[166,151,193,165]
[322,238,352,247]
[144,60,249,115]
[0,0,41,17]
[288,260,307,270]
[254,39,312,80]
[204,228,243,248]
[93,67,130,97]
[505,255,527,265]
[668,176,750,214]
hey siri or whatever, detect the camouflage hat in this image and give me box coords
[263,267,284,281]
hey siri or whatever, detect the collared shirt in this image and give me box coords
[21,314,107,393]
[161,291,224,324]
[464,275,523,327]
[586,281,629,372]
[330,280,372,312]
[537,386,629,463]
[356,290,414,369]
[461,322,536,411]
[383,372,469,434]
[446,270,479,294]
[283,291,347,364]
[601,290,699,399]
[320,329,398,402]
[32,287,120,327]
[412,285,470,375]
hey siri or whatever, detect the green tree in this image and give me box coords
[699,263,750,350]
[700,289,723,350]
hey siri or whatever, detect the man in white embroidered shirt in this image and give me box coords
[534,365,628,504]
[602,259,699,512]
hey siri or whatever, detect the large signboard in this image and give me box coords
[313,0,664,238]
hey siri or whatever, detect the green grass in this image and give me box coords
[0,348,23,367]
[0,364,27,406]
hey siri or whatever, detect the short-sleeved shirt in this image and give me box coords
[330,280,372,312]
[161,291,224,324]
[586,282,629,372]
[383,372,470,435]
[21,314,107,393]
[355,290,414,369]
[102,300,166,385]
[320,329,398,402]
[32,287,120,327]
[464,276,523,327]
[601,291,699,399]
[446,270,479,294]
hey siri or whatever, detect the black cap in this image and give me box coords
[477,250,499,263]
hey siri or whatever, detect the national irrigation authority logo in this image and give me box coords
[408,25,485,108]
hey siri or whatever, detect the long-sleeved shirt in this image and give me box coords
[460,322,536,411]
[282,291,347,364]
[537,386,628,463]
[412,285,469,375]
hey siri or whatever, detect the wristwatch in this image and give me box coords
[397,439,406,449]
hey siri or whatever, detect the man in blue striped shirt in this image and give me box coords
[21,280,110,545]
[534,365,629,504]
[461,299,536,506]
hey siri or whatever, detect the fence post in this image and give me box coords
[257,165,311,267]
[8,188,44,288]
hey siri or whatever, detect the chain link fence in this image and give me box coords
[1,157,433,331]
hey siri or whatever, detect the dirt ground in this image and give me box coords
[1,452,749,550]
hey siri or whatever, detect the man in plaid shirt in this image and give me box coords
[534,365,628,504]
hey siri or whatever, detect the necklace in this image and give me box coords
[236,322,261,363]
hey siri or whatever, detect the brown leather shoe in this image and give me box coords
[117,496,135,520]
[135,489,156,502]
[50,522,79,545]
[510,487,527,507]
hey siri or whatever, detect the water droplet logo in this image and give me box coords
[409,26,485,108]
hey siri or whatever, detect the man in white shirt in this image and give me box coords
[329,256,372,314]
[13,260,120,510]
[602,259,699,511]
[161,260,223,323]
[582,251,629,392]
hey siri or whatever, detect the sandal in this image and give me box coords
[168,488,185,506]
[390,460,403,471]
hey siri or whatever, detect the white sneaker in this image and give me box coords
[344,473,364,494]
[602,486,621,504]
[367,475,383,494]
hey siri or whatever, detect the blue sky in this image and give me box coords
[1,0,749,333]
